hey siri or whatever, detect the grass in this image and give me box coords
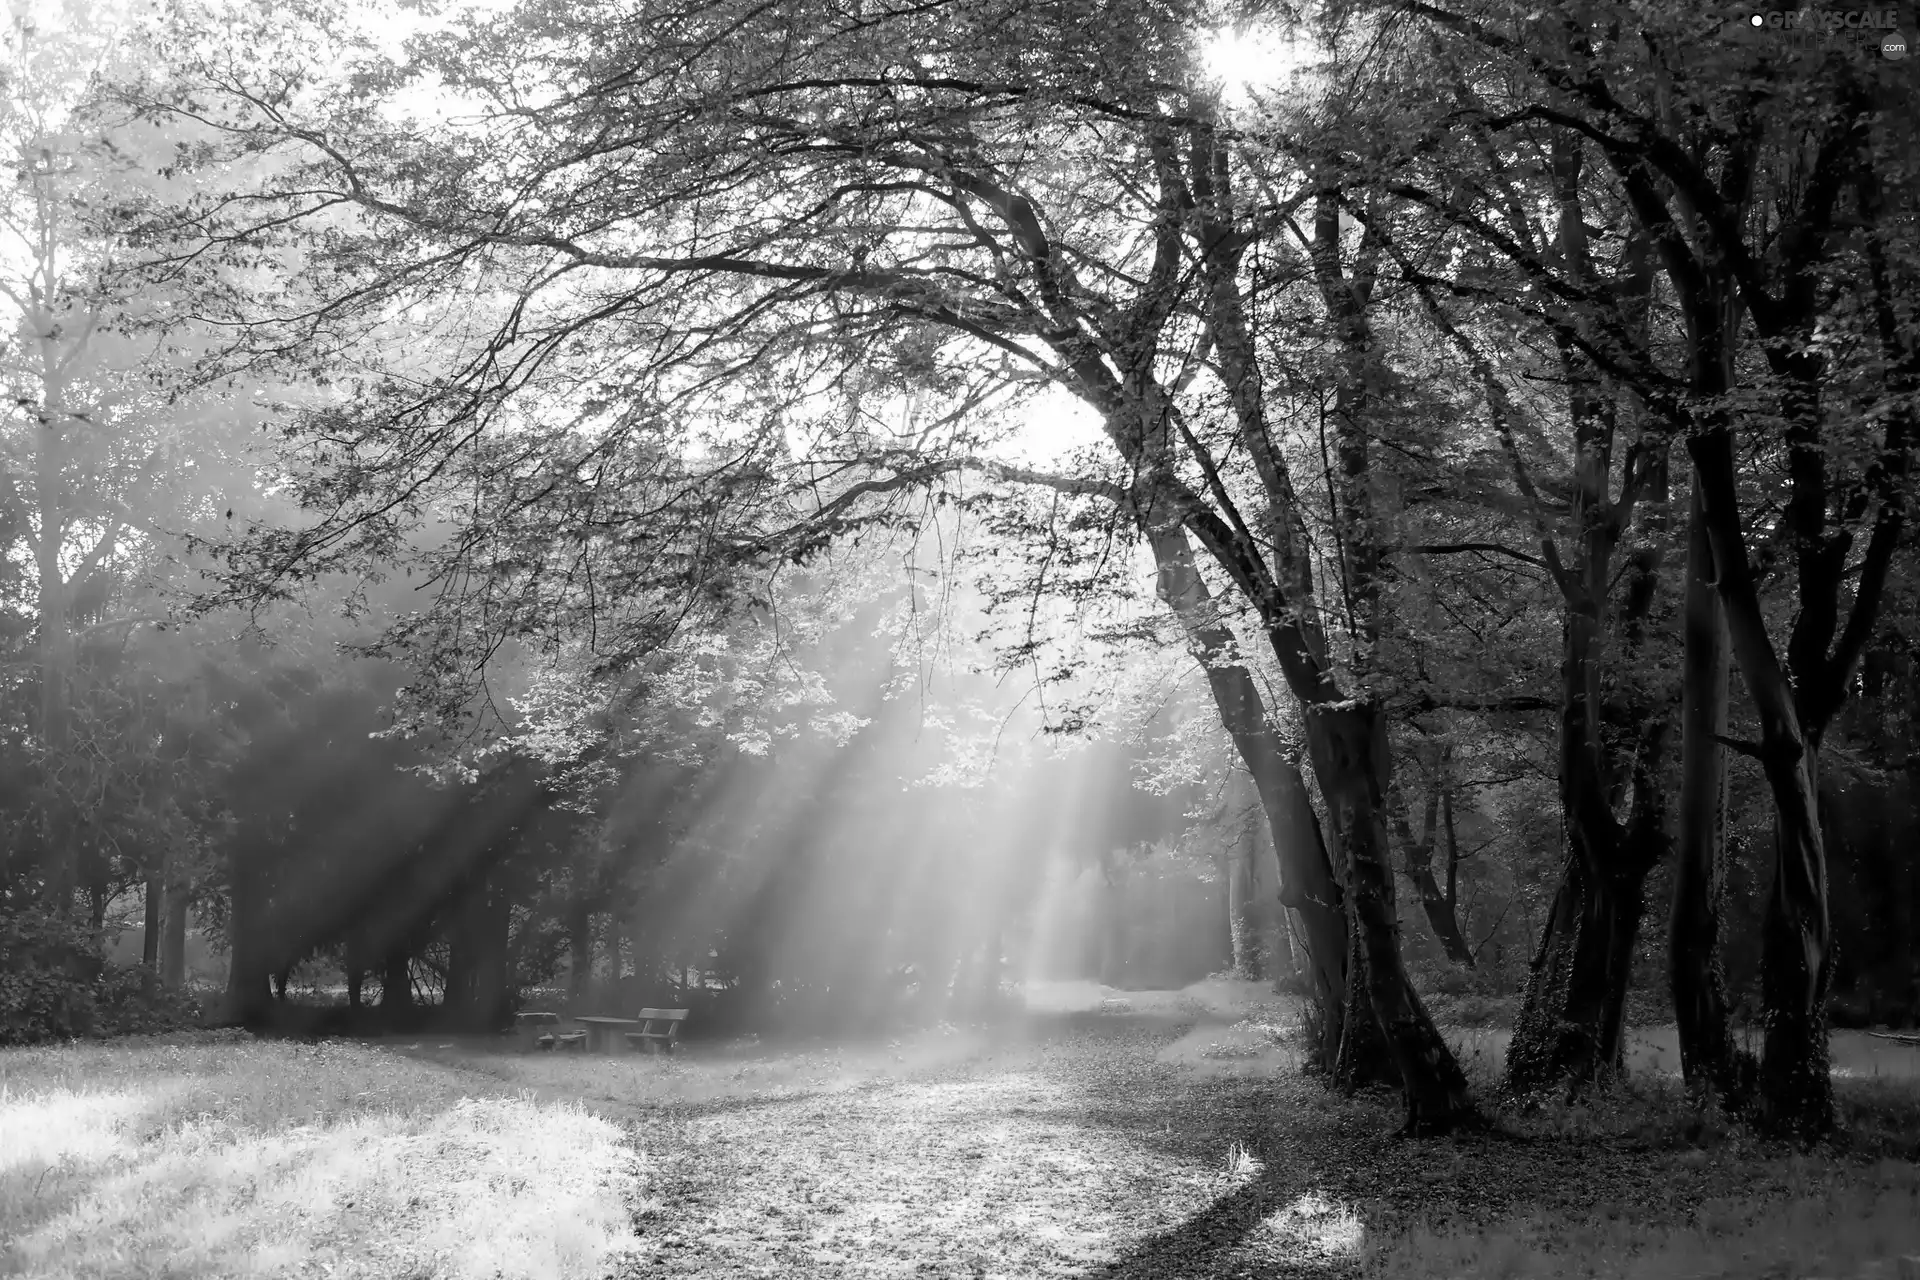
[0,1031,641,1280]
[1378,1175,1920,1279]
[4,984,1919,1279]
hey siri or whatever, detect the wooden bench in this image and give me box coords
[550,1029,588,1052]
[623,1008,689,1054]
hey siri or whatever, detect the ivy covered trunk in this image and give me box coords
[1306,700,1473,1135]
[1506,846,1656,1094]
[1332,924,1399,1092]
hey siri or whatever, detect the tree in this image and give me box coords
[147,0,1491,1124]
[1395,0,1918,1133]
[0,5,265,960]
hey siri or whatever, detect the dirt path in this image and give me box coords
[609,1021,1345,1280]
[594,990,1920,1280]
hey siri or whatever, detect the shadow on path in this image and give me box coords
[1089,1175,1360,1280]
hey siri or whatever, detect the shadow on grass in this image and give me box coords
[1046,1011,1920,1280]
[1091,1175,1358,1280]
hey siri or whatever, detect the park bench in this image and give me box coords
[549,1029,588,1052]
[623,1008,689,1054]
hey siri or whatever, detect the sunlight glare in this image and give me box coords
[1199,24,1317,100]
[1008,384,1105,468]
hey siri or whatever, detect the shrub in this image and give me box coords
[1427,991,1517,1029]
[0,910,104,1045]
[0,910,200,1044]
[93,964,205,1037]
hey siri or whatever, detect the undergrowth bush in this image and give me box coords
[0,910,201,1044]
[0,910,102,1045]
[1425,991,1516,1029]
[93,964,205,1037]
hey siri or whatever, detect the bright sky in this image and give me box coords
[1010,385,1107,469]
[1199,22,1326,103]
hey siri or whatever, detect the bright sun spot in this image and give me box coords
[1200,25,1318,99]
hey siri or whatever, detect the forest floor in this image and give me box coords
[5,981,1920,1279]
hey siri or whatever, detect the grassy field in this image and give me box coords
[0,1033,640,1280]
[5,983,1920,1279]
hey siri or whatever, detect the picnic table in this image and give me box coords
[576,1015,641,1054]
[513,1010,561,1053]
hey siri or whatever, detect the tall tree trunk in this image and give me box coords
[1905,658,1920,1022]
[469,887,512,1031]
[142,858,163,971]
[1504,410,1648,1088]
[346,931,365,1011]
[1307,192,1475,1132]
[1509,727,1673,1096]
[223,851,271,1025]
[1333,923,1400,1092]
[1389,766,1474,967]
[1226,775,1265,980]
[1099,856,1127,988]
[381,946,415,1022]
[162,870,189,988]
[1226,829,1257,979]
[1672,486,1744,1101]
[1502,149,1668,1098]
[33,355,75,917]
[1690,426,1836,1137]
[623,904,648,1010]
[1506,749,1664,1094]
[1757,742,1833,1135]
[445,898,473,1021]
[1306,700,1473,1134]
[1145,522,1355,1074]
[568,901,593,1001]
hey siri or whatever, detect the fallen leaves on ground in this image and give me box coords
[594,1008,1920,1280]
